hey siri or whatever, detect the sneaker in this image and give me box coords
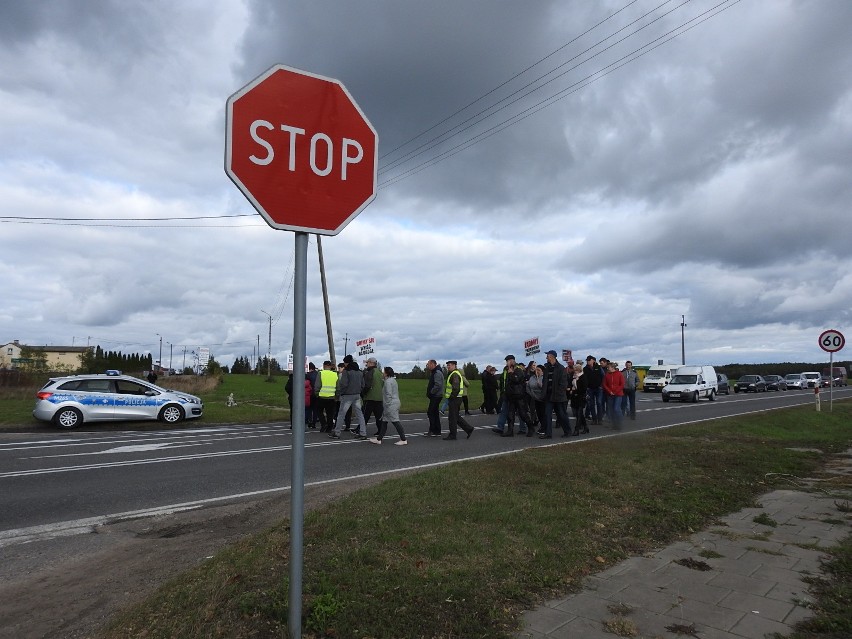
[354,434,368,440]
[328,433,340,439]
[368,438,382,445]
[394,440,408,446]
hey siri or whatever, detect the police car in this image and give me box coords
[33,372,203,429]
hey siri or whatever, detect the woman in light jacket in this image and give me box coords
[526,365,547,436]
[370,367,408,445]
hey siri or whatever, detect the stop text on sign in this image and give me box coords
[248,121,365,181]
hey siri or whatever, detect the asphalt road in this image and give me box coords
[2,386,849,546]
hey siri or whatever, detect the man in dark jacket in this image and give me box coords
[480,366,498,414]
[330,354,367,439]
[424,359,444,436]
[501,355,533,437]
[542,350,572,438]
[584,355,603,425]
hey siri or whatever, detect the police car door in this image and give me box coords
[76,378,115,420]
[113,378,159,420]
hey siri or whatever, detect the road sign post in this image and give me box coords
[818,329,845,412]
[225,64,377,638]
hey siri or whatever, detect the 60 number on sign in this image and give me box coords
[819,329,845,353]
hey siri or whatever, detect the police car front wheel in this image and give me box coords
[158,404,185,424]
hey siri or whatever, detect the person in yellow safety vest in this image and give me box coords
[442,360,474,440]
[315,361,338,432]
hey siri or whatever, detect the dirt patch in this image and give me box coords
[0,477,388,639]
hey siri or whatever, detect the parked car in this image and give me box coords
[784,373,808,390]
[763,375,787,391]
[802,372,822,389]
[33,373,203,429]
[716,373,730,394]
[734,375,767,393]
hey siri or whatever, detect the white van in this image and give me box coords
[661,365,719,403]
[642,365,681,392]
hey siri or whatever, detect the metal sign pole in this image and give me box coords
[288,231,308,637]
[829,351,834,412]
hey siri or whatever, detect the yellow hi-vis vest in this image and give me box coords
[444,369,467,399]
[318,369,337,397]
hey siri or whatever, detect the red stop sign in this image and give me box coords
[225,65,378,235]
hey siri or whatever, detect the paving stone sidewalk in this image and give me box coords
[517,451,852,639]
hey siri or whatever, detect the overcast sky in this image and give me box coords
[2,0,850,374]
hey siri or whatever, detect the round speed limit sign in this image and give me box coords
[819,329,845,353]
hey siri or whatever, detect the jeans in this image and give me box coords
[621,389,637,419]
[362,399,383,434]
[427,396,442,435]
[586,387,602,422]
[447,396,473,437]
[607,394,623,429]
[334,395,365,435]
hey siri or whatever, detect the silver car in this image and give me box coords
[33,373,203,429]
[784,373,808,390]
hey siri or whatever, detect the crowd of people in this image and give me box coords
[285,350,640,443]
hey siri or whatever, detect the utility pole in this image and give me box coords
[681,315,687,365]
[257,334,261,374]
[168,343,173,372]
[182,346,187,373]
[260,310,272,379]
[317,236,337,366]
[156,334,162,372]
[343,332,349,358]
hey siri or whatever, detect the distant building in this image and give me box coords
[1,339,91,371]
[0,340,22,369]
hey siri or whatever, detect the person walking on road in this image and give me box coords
[330,355,367,439]
[443,360,474,440]
[369,367,407,445]
[425,359,444,437]
[621,360,639,420]
[603,361,625,430]
[361,356,384,436]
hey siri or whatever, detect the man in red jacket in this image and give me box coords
[602,362,625,430]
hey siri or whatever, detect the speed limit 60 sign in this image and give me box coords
[819,329,845,353]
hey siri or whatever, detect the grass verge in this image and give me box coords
[98,402,852,638]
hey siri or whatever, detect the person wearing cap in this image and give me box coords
[500,354,533,437]
[442,360,474,440]
[480,365,498,414]
[314,361,338,432]
[542,350,572,438]
[598,357,610,420]
[424,359,444,436]
[361,356,384,437]
[584,356,603,425]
